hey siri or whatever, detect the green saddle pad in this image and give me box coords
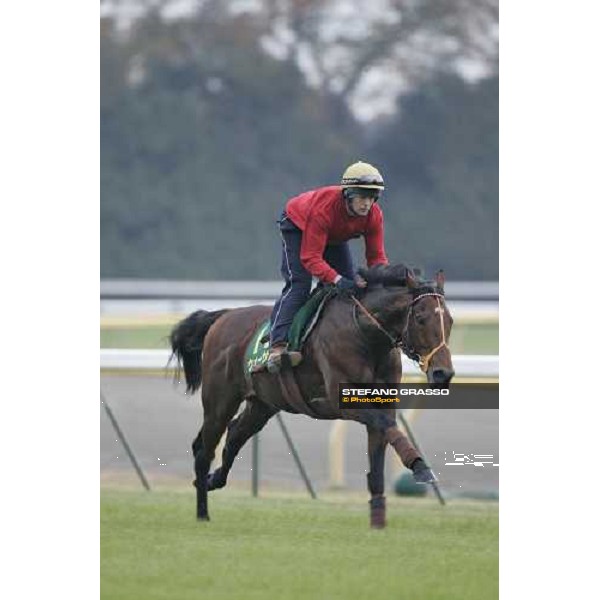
[244,287,335,375]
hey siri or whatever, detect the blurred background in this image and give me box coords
[101,0,498,281]
[100,0,498,499]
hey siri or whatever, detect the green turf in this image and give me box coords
[101,325,172,349]
[100,323,499,354]
[101,488,498,600]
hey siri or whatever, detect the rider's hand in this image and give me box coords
[335,276,356,292]
[354,274,367,289]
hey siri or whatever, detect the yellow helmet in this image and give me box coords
[340,161,385,190]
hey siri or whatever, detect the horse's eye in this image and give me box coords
[415,315,426,325]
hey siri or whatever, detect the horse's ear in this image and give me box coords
[436,269,445,291]
[406,268,418,288]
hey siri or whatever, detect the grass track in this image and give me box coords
[101,487,498,600]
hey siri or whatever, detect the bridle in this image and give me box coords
[350,291,449,373]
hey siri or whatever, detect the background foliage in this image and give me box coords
[101,0,498,280]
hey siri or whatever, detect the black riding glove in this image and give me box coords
[335,277,355,292]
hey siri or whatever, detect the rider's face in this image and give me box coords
[348,195,375,216]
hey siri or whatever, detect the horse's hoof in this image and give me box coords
[369,496,386,529]
[207,472,225,491]
[197,515,210,522]
[413,466,437,484]
[370,516,386,529]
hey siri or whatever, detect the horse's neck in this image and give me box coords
[362,290,411,333]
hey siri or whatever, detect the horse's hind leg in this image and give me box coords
[192,423,219,521]
[193,394,242,521]
[207,401,277,491]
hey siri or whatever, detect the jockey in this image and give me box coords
[267,160,389,373]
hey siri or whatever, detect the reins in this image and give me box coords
[350,291,449,373]
[351,295,397,346]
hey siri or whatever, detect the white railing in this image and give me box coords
[100,349,498,488]
[100,280,499,323]
[100,349,498,378]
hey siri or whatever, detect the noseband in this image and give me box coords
[351,291,449,373]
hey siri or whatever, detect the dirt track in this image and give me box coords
[101,374,498,496]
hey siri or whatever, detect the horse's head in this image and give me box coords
[357,264,455,387]
[403,269,455,386]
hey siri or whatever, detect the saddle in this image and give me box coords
[244,286,335,376]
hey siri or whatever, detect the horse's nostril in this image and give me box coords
[433,368,454,382]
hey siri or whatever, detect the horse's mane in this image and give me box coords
[358,263,411,286]
[357,264,442,295]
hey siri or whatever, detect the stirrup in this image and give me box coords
[266,349,302,373]
[266,345,286,374]
[286,350,303,367]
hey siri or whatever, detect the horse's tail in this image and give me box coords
[169,309,229,394]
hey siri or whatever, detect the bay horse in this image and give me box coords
[170,264,454,528]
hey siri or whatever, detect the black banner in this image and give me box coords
[338,383,498,409]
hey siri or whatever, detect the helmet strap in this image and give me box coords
[343,188,378,216]
[343,190,362,217]
[345,198,360,217]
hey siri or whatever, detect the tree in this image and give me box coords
[368,74,498,279]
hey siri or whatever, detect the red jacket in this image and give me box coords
[285,185,389,283]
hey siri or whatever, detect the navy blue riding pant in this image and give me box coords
[269,212,355,346]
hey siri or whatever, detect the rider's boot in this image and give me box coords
[266,343,302,373]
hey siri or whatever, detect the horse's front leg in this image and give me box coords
[366,425,387,529]
[353,409,436,483]
[324,366,436,484]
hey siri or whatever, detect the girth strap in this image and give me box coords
[279,370,320,418]
[249,353,319,419]
[256,354,320,418]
